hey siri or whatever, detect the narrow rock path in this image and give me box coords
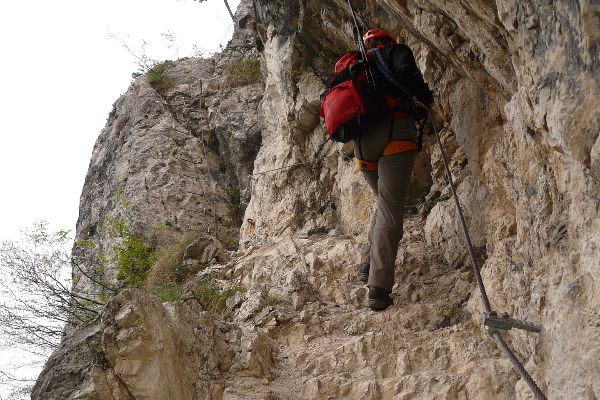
[227,215,520,399]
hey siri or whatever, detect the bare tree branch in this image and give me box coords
[0,223,108,397]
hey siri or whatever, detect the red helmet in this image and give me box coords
[363,29,397,45]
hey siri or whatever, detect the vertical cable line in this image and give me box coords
[428,112,547,400]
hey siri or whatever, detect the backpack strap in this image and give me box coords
[371,48,427,152]
[370,48,414,102]
[325,60,369,89]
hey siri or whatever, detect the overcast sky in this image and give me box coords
[0,0,240,395]
[0,0,240,242]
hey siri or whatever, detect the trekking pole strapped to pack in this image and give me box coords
[347,0,377,91]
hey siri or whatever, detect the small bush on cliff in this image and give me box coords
[148,282,183,302]
[146,62,175,92]
[102,216,156,287]
[226,186,243,225]
[146,233,196,287]
[259,287,278,308]
[223,58,260,88]
[421,191,452,216]
[191,283,242,315]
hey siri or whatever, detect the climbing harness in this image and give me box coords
[354,140,418,172]
[355,159,378,172]
[383,140,417,156]
[429,111,548,400]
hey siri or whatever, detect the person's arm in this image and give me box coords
[390,45,434,105]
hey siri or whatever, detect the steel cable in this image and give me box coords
[493,332,548,399]
[250,153,340,177]
[428,111,547,400]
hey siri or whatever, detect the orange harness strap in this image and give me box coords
[355,159,378,172]
[355,140,418,171]
[383,140,418,156]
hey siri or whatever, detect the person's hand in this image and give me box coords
[413,97,426,109]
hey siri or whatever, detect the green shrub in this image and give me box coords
[189,260,209,275]
[77,190,156,289]
[76,239,94,248]
[422,192,452,216]
[226,186,243,225]
[148,282,183,302]
[146,62,175,92]
[147,233,196,287]
[259,287,278,308]
[224,58,260,88]
[191,283,242,315]
[113,230,156,287]
[102,216,156,287]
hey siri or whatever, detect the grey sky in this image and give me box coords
[0,0,240,241]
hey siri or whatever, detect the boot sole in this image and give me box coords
[368,298,393,311]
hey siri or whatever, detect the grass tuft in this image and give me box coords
[259,287,278,308]
[223,58,261,88]
[191,283,244,316]
[148,282,183,303]
[146,62,175,92]
[146,234,196,287]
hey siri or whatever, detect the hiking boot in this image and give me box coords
[358,263,370,283]
[368,286,393,311]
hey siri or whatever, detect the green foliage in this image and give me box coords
[95,265,107,275]
[76,239,94,248]
[317,49,339,72]
[73,299,95,324]
[97,292,109,303]
[191,283,242,316]
[73,190,157,297]
[259,287,278,308]
[422,192,452,216]
[102,216,156,287]
[153,222,169,233]
[146,62,175,92]
[113,187,132,210]
[148,233,196,286]
[113,230,155,287]
[188,260,209,275]
[224,58,261,88]
[148,282,183,302]
[226,186,243,225]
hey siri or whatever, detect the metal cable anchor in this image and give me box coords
[483,311,543,335]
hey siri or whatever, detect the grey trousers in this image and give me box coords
[353,116,417,292]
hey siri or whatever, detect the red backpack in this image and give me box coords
[319,51,387,143]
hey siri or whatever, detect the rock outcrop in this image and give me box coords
[34,0,599,399]
[70,0,263,297]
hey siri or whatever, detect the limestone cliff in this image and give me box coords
[33,1,599,399]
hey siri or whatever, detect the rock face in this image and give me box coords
[71,0,263,296]
[34,0,599,399]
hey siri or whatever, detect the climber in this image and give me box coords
[355,29,434,310]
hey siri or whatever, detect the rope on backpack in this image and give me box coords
[428,112,548,400]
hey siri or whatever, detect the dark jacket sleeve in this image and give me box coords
[389,45,434,105]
